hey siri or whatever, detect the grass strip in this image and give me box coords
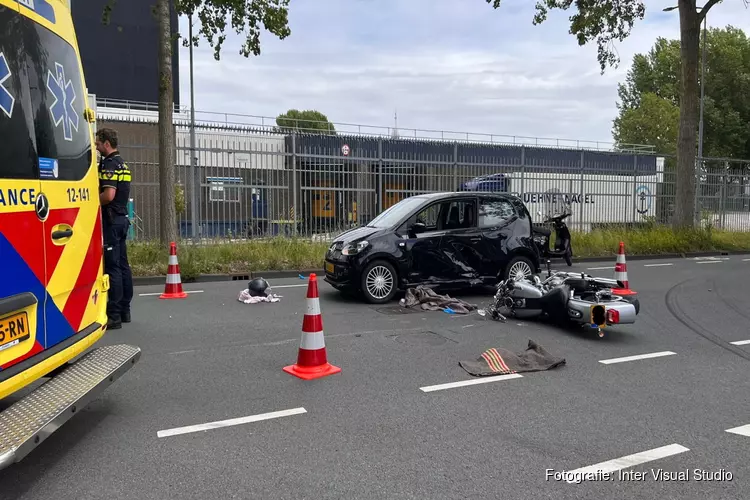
[127,227,750,279]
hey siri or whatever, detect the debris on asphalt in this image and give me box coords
[477,307,507,322]
[459,339,566,377]
[238,288,282,304]
[400,286,478,314]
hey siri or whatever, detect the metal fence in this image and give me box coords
[94,105,750,242]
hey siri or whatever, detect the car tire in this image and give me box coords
[360,260,398,304]
[502,255,535,282]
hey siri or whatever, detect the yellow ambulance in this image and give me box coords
[0,0,140,470]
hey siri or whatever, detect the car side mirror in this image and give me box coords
[410,222,427,235]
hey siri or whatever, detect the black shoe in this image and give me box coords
[122,312,131,323]
[107,318,122,330]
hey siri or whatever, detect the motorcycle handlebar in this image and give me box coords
[543,212,571,223]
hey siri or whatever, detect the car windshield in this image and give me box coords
[367,196,427,228]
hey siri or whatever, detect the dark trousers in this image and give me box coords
[103,215,134,322]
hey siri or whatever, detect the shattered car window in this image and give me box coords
[479,199,516,227]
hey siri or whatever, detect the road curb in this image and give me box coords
[132,250,750,287]
[133,269,317,286]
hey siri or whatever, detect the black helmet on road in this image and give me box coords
[248,278,270,297]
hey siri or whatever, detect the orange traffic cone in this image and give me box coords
[283,273,341,380]
[160,242,188,299]
[612,241,636,296]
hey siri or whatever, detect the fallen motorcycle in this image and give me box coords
[480,266,639,337]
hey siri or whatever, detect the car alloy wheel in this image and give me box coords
[365,264,394,301]
[508,259,533,281]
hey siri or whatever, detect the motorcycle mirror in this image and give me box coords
[537,211,543,216]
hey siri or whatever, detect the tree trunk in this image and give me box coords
[673,1,701,229]
[156,0,178,246]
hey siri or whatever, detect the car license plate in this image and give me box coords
[0,311,30,352]
[325,262,334,274]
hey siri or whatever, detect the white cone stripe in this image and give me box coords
[166,273,182,284]
[300,330,326,350]
[617,254,626,263]
[169,255,179,265]
[306,297,321,315]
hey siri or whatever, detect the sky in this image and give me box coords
[174,0,750,148]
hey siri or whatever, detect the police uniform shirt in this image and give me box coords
[98,151,131,217]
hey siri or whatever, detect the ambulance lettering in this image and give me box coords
[0,188,37,207]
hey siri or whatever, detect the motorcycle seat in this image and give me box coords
[533,226,551,237]
[538,284,570,309]
[565,278,589,294]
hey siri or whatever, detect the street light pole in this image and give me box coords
[695,14,707,224]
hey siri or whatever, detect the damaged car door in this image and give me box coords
[399,200,451,286]
[436,197,492,287]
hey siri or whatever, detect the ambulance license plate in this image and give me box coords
[0,311,30,352]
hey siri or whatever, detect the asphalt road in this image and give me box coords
[2,254,750,499]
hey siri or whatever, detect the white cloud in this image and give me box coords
[176,0,750,147]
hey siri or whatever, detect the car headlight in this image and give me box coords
[342,240,369,256]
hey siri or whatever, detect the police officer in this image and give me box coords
[96,128,133,330]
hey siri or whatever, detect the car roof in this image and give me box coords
[413,191,519,202]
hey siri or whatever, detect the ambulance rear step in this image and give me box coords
[0,344,141,470]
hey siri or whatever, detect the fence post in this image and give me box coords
[378,138,383,214]
[693,156,701,227]
[720,160,728,228]
[292,132,298,237]
[632,155,638,224]
[453,142,458,190]
[520,146,525,200]
[579,151,585,232]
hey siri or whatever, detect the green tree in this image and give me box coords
[614,27,750,159]
[483,0,749,229]
[276,109,336,134]
[613,92,680,155]
[104,0,292,246]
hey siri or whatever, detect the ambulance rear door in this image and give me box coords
[21,0,103,349]
[0,0,47,369]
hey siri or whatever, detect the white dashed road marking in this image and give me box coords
[644,263,673,267]
[157,407,307,438]
[420,374,523,393]
[726,424,750,437]
[599,351,676,365]
[730,340,750,346]
[139,290,204,297]
[560,444,690,483]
